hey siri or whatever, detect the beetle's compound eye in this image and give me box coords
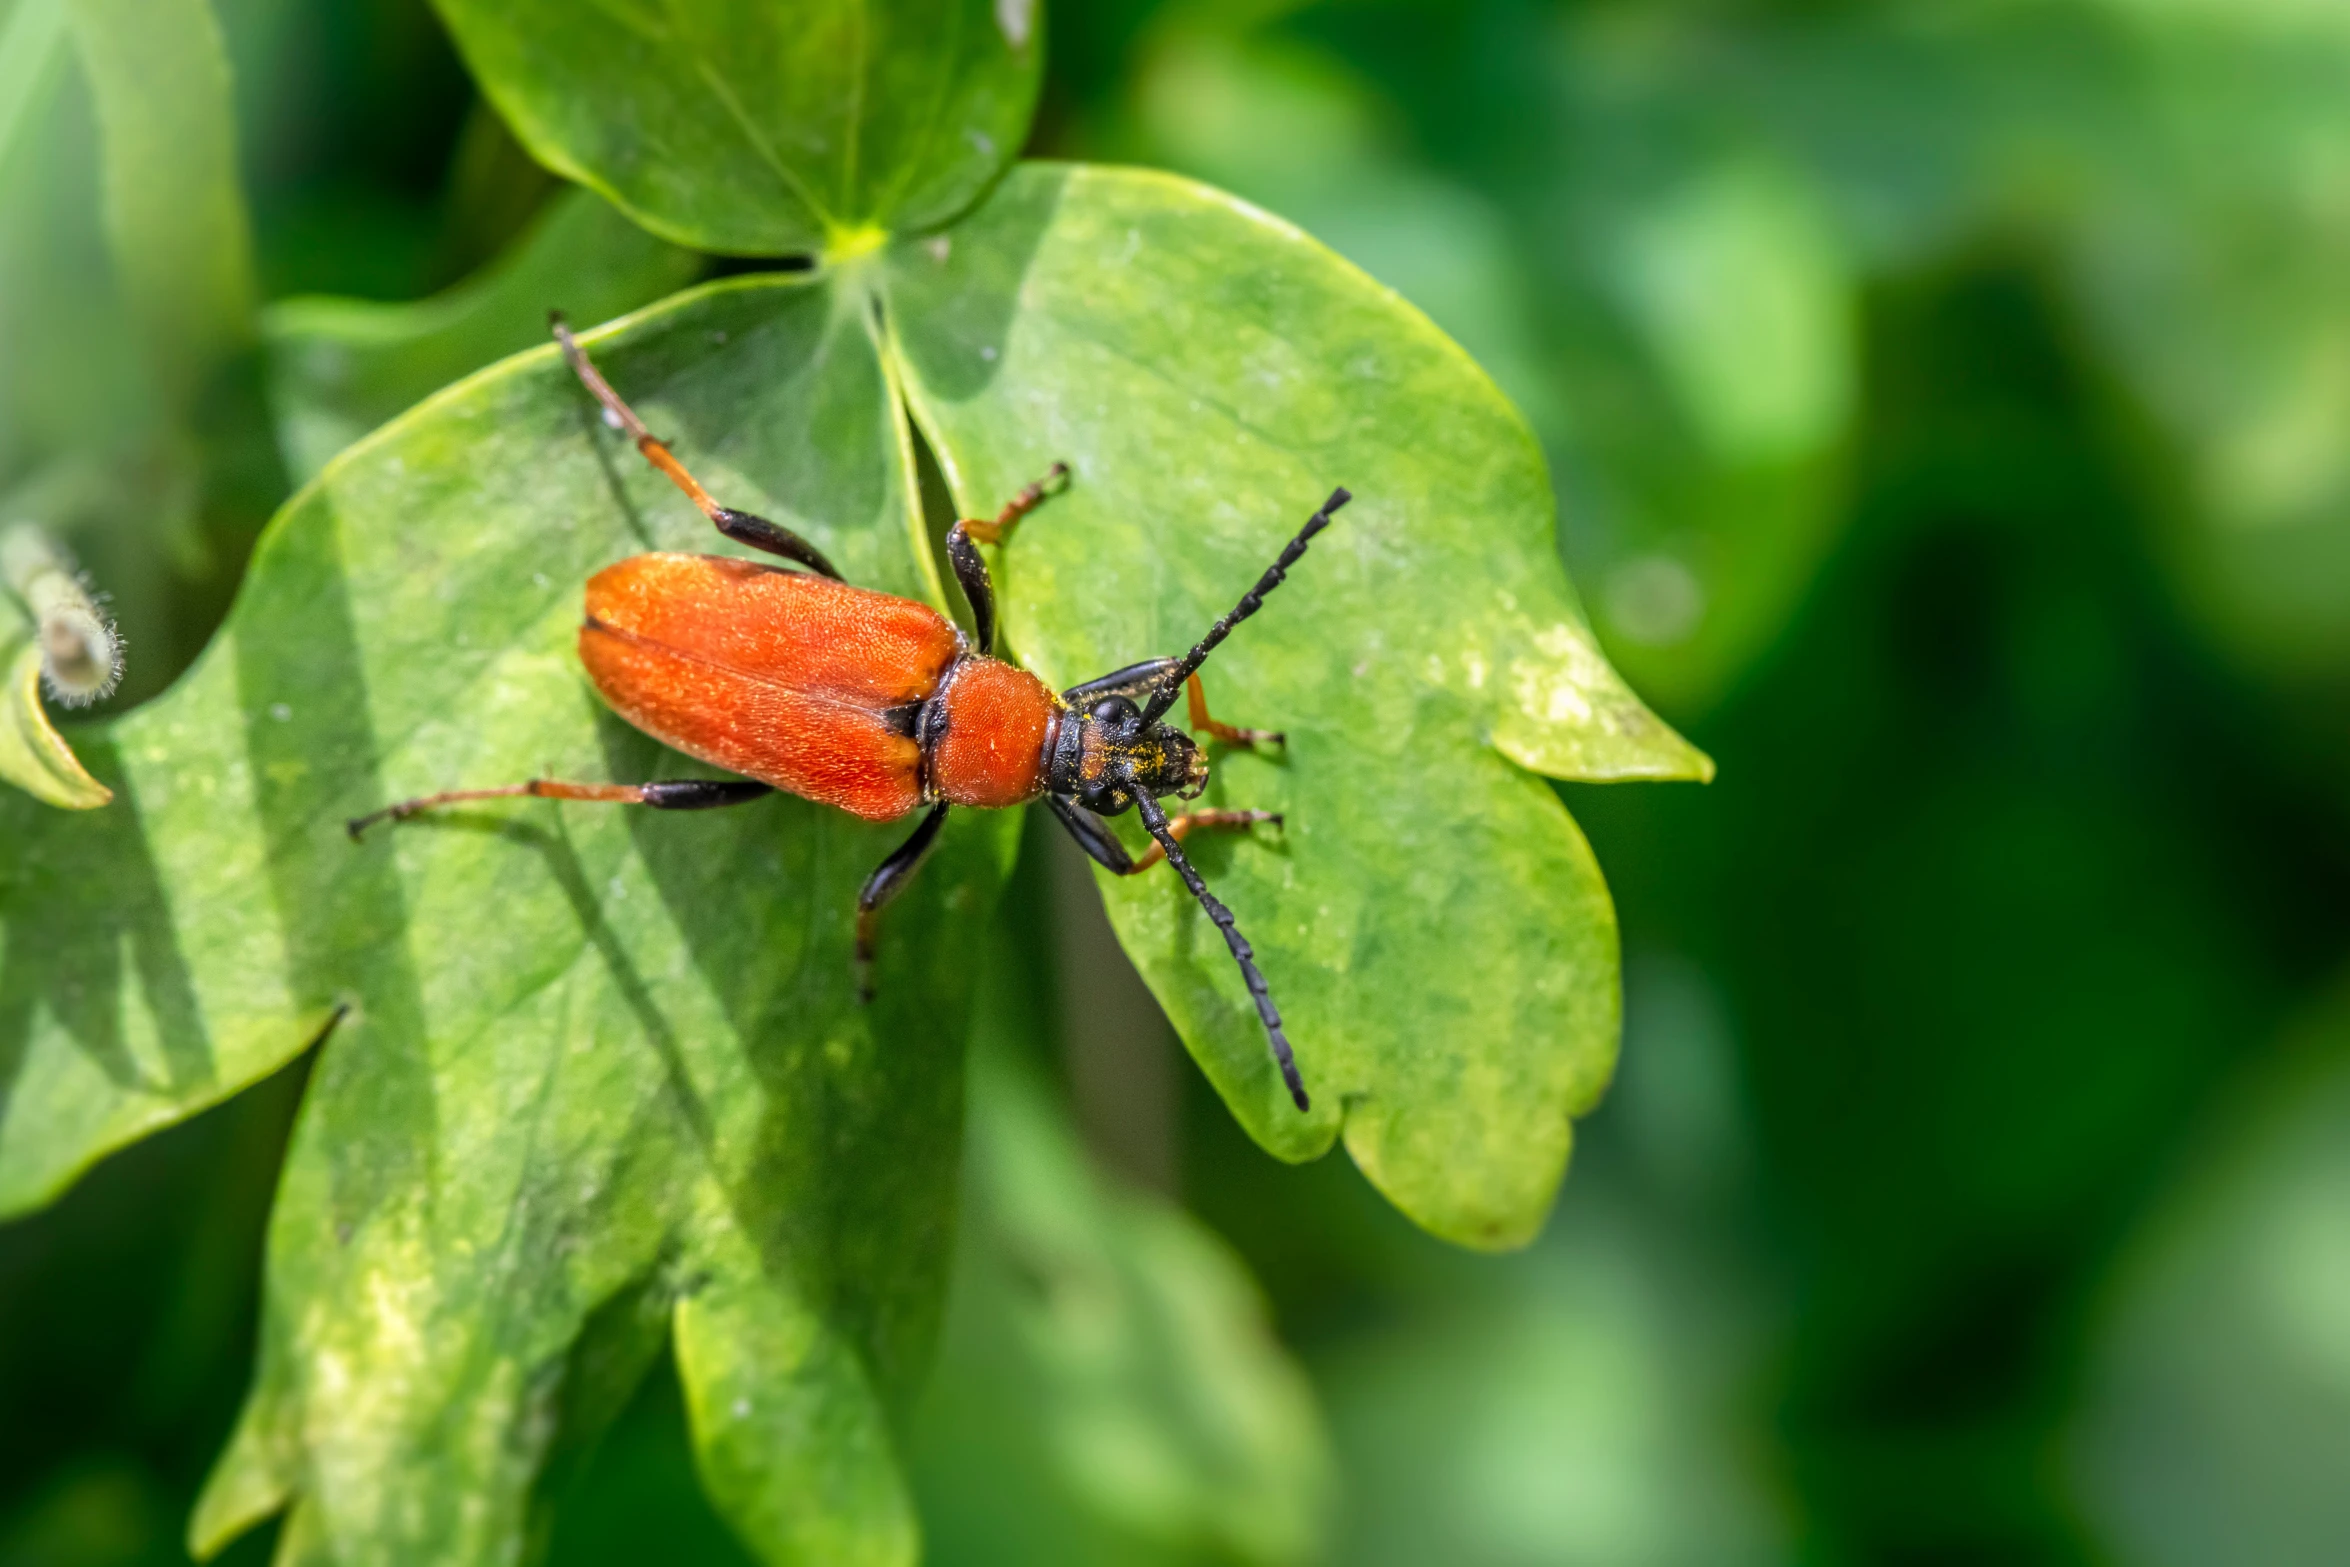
[1091,695,1140,728]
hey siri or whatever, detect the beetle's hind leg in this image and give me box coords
[855,802,950,1001]
[347,777,770,838]
[551,313,844,581]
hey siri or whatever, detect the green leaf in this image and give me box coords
[264,187,705,483]
[885,163,1711,1250]
[65,0,256,408]
[0,274,1007,1565]
[431,0,1044,259]
[911,1004,1332,1566]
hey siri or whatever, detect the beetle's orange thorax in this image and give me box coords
[924,656,1058,809]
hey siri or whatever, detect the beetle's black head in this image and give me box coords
[1053,694,1208,815]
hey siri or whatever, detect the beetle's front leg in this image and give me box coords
[1062,663,1280,747]
[946,462,1069,657]
[1182,673,1283,747]
[1045,794,1278,875]
[1062,658,1180,708]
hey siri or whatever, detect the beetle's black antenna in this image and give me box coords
[1139,487,1351,726]
[1133,792,1310,1111]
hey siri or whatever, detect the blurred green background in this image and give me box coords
[6,0,2350,1563]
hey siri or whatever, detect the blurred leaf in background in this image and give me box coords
[1051,1,1861,715]
[1309,951,1788,1567]
[67,0,256,407]
[263,186,702,482]
[2069,982,2350,1567]
[2048,1,2350,702]
[0,0,281,717]
[908,943,1330,1567]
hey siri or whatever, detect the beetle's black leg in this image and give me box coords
[1131,793,1308,1111]
[1047,793,1279,876]
[855,801,950,1001]
[1062,658,1181,708]
[945,462,1069,656]
[348,777,771,838]
[1064,664,1279,744]
[944,522,1000,656]
[1138,487,1350,726]
[1047,792,1135,869]
[552,313,843,581]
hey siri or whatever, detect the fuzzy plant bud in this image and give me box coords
[1,524,122,707]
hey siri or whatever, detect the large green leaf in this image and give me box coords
[431,0,1044,259]
[264,187,704,484]
[886,164,1711,1250]
[1,274,1009,1565]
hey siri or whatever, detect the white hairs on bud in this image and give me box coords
[2,525,123,706]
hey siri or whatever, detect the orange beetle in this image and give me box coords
[353,318,1347,1110]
